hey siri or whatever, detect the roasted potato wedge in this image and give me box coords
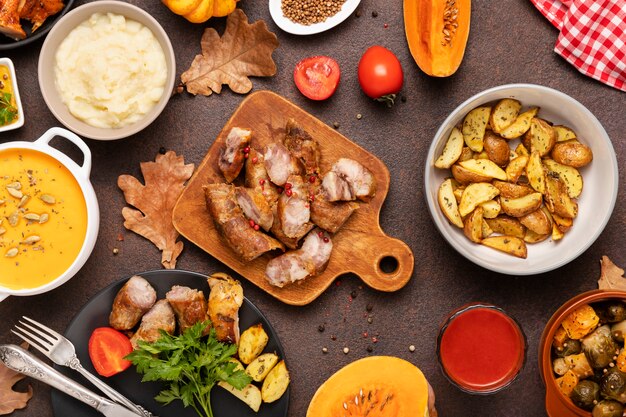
[556,370,579,397]
[520,208,552,235]
[551,140,593,168]
[544,172,578,219]
[543,159,583,198]
[458,146,474,162]
[483,131,510,167]
[552,222,565,241]
[451,164,492,184]
[435,127,464,169]
[482,219,493,238]
[552,212,573,232]
[481,236,527,258]
[485,216,526,238]
[238,324,269,365]
[464,207,484,243]
[526,151,546,194]
[554,125,577,142]
[453,187,464,203]
[218,382,262,412]
[524,118,556,157]
[524,229,549,243]
[515,143,529,157]
[459,183,500,217]
[462,106,491,152]
[500,192,543,217]
[492,180,534,199]
[458,159,507,181]
[479,199,501,219]
[246,353,280,383]
[438,179,464,228]
[499,107,539,139]
[505,155,529,183]
[490,98,522,134]
[261,360,290,403]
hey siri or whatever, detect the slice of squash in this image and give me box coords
[306,356,435,417]
[403,0,471,77]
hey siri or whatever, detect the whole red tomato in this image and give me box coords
[357,46,403,106]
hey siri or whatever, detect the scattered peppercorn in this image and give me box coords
[333,121,340,129]
[112,248,119,255]
[159,147,166,155]
[366,346,373,353]
[366,303,373,312]
[322,347,328,354]
[356,113,362,120]
[355,9,361,18]
[367,316,373,324]
[372,10,378,17]
[318,324,325,332]
[343,347,350,354]
[384,23,389,28]
[350,290,357,299]
[401,95,407,103]
[331,335,337,341]
[282,0,347,26]
[409,345,416,352]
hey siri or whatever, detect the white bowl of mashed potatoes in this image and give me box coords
[38,1,175,140]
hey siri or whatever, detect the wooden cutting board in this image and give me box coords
[172,91,414,305]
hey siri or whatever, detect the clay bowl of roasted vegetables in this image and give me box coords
[424,84,618,275]
[539,290,626,417]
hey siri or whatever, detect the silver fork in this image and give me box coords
[11,316,154,417]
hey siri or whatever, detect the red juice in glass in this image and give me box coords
[437,303,526,394]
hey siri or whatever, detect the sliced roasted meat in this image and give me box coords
[109,275,157,331]
[264,142,303,186]
[270,204,300,250]
[284,119,320,175]
[277,175,313,239]
[19,0,63,32]
[310,192,359,233]
[219,127,252,183]
[166,285,209,334]
[130,299,176,349]
[208,273,244,344]
[235,187,274,231]
[0,0,26,40]
[265,228,333,288]
[245,148,280,206]
[322,158,376,201]
[204,183,284,261]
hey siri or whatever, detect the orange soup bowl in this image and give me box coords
[0,127,99,300]
[539,290,626,417]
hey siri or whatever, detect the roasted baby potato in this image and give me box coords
[526,151,546,194]
[238,324,269,365]
[499,107,539,139]
[218,381,263,412]
[500,192,543,217]
[523,118,556,157]
[435,127,464,169]
[492,180,534,199]
[261,360,290,403]
[464,207,484,243]
[562,305,600,340]
[438,179,464,228]
[479,199,501,219]
[458,146,474,162]
[462,106,491,152]
[551,140,593,168]
[490,98,522,134]
[544,172,578,219]
[458,158,507,181]
[505,155,529,183]
[556,370,579,397]
[246,353,280,383]
[524,229,549,243]
[554,125,577,142]
[485,216,526,238]
[483,131,510,166]
[451,164,492,184]
[459,183,500,217]
[520,208,552,235]
[543,159,583,198]
[481,235,527,258]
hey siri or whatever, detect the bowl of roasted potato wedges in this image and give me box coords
[425,84,618,275]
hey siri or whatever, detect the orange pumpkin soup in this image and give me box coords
[0,148,87,290]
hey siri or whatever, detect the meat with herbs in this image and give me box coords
[310,192,359,233]
[219,127,252,183]
[109,276,157,331]
[18,0,63,32]
[204,183,284,261]
[207,273,244,343]
[265,228,333,287]
[130,299,176,349]
[245,148,280,206]
[264,142,303,186]
[277,175,313,239]
[165,285,209,334]
[0,0,25,40]
[322,158,376,201]
[235,187,274,231]
[321,171,354,202]
[283,119,320,175]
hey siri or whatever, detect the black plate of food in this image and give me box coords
[0,0,75,50]
[51,269,289,417]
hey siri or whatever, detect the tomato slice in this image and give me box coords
[88,327,133,377]
[294,56,340,101]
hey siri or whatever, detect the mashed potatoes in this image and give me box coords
[54,13,167,129]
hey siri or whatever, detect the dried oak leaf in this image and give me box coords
[181,9,279,96]
[0,343,33,415]
[118,151,194,269]
[598,256,626,290]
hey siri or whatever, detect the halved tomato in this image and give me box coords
[294,56,340,101]
[88,327,133,377]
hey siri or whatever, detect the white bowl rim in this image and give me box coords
[268,0,362,35]
[424,83,619,276]
[38,0,176,141]
[0,127,100,299]
[0,57,24,133]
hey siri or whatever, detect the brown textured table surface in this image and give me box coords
[1,1,625,416]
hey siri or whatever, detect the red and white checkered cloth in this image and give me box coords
[531,0,626,92]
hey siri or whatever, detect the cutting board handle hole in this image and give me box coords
[378,256,399,274]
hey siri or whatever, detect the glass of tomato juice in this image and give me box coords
[437,303,526,394]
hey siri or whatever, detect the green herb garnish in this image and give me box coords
[0,92,17,126]
[126,321,251,417]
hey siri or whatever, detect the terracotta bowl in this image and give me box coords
[539,290,626,417]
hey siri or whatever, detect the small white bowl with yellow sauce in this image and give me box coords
[0,127,99,300]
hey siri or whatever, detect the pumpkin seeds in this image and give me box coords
[8,211,18,226]
[40,194,56,204]
[6,187,22,199]
[39,213,49,224]
[24,213,40,221]
[6,181,21,190]
[21,235,41,244]
[18,194,30,208]
[442,0,459,46]
[5,247,18,258]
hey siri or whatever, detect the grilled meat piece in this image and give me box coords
[166,285,209,334]
[265,228,333,287]
[310,192,359,233]
[245,148,280,206]
[235,187,274,231]
[264,142,303,186]
[277,175,313,239]
[207,273,244,343]
[18,0,63,32]
[322,158,376,202]
[204,183,284,261]
[109,276,157,331]
[219,127,252,183]
[284,119,320,175]
[270,203,300,249]
[130,299,176,349]
[0,0,25,40]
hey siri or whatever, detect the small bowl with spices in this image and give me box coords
[0,127,99,301]
[0,58,24,133]
[269,0,362,35]
[38,1,176,140]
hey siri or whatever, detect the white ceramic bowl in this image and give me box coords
[0,127,99,301]
[269,0,361,35]
[0,58,24,133]
[424,84,618,275]
[38,1,176,141]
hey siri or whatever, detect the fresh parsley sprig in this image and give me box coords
[0,92,17,126]
[126,320,251,417]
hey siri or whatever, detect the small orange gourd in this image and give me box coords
[306,356,433,417]
[403,0,471,77]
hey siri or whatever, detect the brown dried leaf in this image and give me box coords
[0,343,33,415]
[118,151,194,269]
[181,9,279,96]
[598,256,626,290]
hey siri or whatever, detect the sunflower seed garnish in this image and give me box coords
[18,194,30,208]
[6,182,21,190]
[40,194,56,204]
[7,187,22,199]
[39,213,49,224]
[21,235,41,244]
[5,247,18,258]
[24,213,40,221]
